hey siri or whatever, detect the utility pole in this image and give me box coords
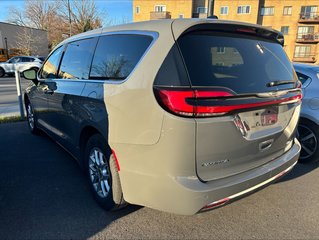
[4,37,9,60]
[68,0,72,37]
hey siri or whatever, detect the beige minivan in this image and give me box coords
[24,19,301,215]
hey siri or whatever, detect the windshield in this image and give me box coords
[177,31,297,94]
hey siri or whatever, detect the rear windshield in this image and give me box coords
[177,31,297,94]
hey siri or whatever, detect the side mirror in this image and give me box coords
[23,68,38,82]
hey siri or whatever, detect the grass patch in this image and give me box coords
[0,116,26,124]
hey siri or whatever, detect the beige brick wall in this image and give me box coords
[214,0,259,24]
[133,0,193,22]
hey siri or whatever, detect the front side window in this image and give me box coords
[40,46,63,79]
[220,6,229,15]
[261,7,274,16]
[283,6,292,15]
[237,5,251,14]
[90,34,153,80]
[58,38,97,79]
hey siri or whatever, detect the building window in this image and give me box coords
[294,45,311,57]
[179,14,184,19]
[135,6,140,14]
[260,7,274,16]
[217,47,225,54]
[154,5,166,12]
[197,7,208,14]
[237,5,251,14]
[220,6,229,15]
[300,6,318,17]
[283,6,292,15]
[280,26,289,35]
[297,26,315,39]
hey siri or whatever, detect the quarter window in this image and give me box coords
[220,6,229,15]
[283,6,292,15]
[90,34,153,80]
[59,38,97,79]
[40,46,63,79]
[260,7,274,16]
[237,5,251,14]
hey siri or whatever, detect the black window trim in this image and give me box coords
[37,31,158,84]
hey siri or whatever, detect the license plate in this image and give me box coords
[261,108,278,126]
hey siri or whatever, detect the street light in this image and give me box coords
[4,37,9,60]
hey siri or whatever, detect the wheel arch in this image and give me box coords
[79,125,111,167]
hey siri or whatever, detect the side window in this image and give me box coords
[296,71,311,85]
[59,38,97,79]
[90,34,153,80]
[40,46,63,79]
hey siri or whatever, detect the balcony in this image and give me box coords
[299,12,319,23]
[292,54,317,63]
[150,11,171,20]
[296,33,319,43]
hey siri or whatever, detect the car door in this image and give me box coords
[45,37,98,155]
[30,46,64,130]
[4,57,18,73]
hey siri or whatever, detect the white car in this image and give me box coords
[0,56,44,77]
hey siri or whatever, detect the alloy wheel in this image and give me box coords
[88,148,111,198]
[27,104,35,130]
[297,124,317,160]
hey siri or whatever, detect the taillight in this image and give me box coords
[154,88,302,118]
[155,88,234,117]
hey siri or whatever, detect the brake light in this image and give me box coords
[154,88,302,118]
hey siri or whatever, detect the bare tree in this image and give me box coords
[15,27,42,55]
[57,0,103,34]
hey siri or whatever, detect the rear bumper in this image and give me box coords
[119,139,300,215]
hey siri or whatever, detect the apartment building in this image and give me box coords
[133,0,211,21]
[132,0,319,64]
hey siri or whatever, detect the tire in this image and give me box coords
[85,134,126,211]
[26,101,40,135]
[0,67,5,77]
[297,119,319,163]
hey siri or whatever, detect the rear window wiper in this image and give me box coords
[266,80,295,87]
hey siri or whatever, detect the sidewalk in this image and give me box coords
[0,104,24,117]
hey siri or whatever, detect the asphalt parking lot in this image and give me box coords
[0,122,319,239]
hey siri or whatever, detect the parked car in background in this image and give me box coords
[0,56,44,77]
[23,19,301,215]
[294,63,319,163]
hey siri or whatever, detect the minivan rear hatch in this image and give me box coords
[174,22,301,181]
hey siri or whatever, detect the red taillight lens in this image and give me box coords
[158,90,194,116]
[155,88,234,117]
[154,88,302,118]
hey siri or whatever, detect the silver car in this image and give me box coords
[294,63,319,163]
[0,56,43,77]
[23,19,301,215]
